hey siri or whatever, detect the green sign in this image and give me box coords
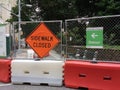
[86,27,103,48]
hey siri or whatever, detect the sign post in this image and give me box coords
[25,23,60,58]
[86,27,103,48]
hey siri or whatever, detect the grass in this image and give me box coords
[68,45,120,50]
[104,45,120,50]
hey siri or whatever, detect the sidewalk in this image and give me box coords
[14,49,64,61]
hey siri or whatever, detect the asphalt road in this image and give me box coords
[0,83,82,90]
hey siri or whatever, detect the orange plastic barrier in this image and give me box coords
[64,60,120,90]
[0,59,11,83]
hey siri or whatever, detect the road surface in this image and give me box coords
[0,83,81,90]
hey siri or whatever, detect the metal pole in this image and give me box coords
[60,21,63,56]
[65,21,68,57]
[18,0,21,50]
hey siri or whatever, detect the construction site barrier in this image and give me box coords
[11,60,64,86]
[0,59,11,83]
[64,60,120,90]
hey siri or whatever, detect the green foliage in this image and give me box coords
[8,0,120,45]
[75,0,95,17]
[104,33,116,45]
[95,0,120,15]
[9,0,120,21]
[21,23,39,38]
[39,0,78,20]
[68,26,86,45]
[104,45,120,50]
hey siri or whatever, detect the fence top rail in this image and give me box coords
[65,14,120,22]
[13,20,63,24]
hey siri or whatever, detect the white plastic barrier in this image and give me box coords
[11,60,64,86]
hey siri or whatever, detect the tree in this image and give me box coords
[8,0,120,43]
[95,0,120,16]
[7,0,33,22]
[9,0,120,22]
[75,0,98,17]
[37,0,78,20]
[94,0,120,45]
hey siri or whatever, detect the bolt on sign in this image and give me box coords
[25,23,60,58]
[86,27,103,48]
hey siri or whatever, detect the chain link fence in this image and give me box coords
[64,15,120,61]
[11,20,63,60]
[9,15,120,61]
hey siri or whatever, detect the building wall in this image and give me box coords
[0,0,16,23]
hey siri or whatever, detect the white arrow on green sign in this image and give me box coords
[86,27,103,48]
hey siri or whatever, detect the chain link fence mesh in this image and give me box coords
[10,15,120,61]
[12,20,63,59]
[65,15,120,61]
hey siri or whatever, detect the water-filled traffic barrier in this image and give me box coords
[64,60,120,90]
[0,59,11,83]
[11,60,64,86]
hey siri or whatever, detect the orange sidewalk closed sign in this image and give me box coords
[25,23,60,58]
